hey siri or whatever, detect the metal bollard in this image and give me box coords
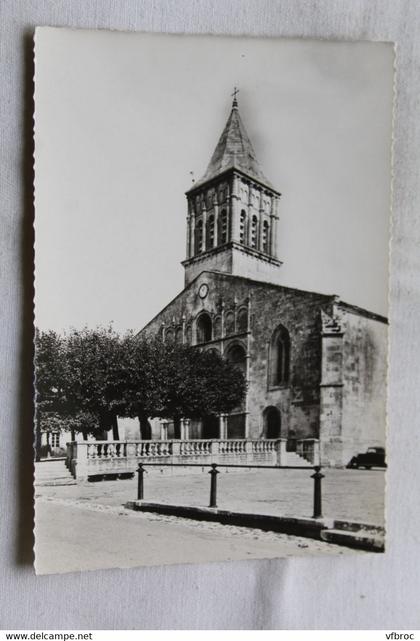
[209,463,219,508]
[137,463,145,501]
[311,465,324,518]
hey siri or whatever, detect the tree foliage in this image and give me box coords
[35,329,68,414]
[35,326,247,439]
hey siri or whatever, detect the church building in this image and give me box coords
[138,93,388,468]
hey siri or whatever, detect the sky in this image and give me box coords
[34,29,394,332]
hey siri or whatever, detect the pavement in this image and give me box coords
[34,461,384,574]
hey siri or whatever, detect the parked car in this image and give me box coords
[346,447,386,469]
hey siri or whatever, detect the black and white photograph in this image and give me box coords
[33,28,393,575]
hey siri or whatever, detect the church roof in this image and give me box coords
[191,95,276,192]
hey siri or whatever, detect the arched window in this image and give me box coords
[218,184,227,203]
[206,190,214,209]
[214,316,222,339]
[196,313,212,343]
[226,343,247,375]
[219,209,229,244]
[175,327,183,344]
[206,214,215,249]
[165,328,174,343]
[262,220,269,253]
[185,324,192,344]
[239,210,247,245]
[225,311,235,335]
[195,219,203,254]
[250,215,258,249]
[269,325,291,387]
[237,308,248,333]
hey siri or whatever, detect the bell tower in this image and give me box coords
[182,91,282,286]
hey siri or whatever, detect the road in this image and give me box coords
[35,495,355,575]
[35,461,382,574]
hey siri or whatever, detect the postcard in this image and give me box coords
[34,28,393,574]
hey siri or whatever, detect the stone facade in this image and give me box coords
[319,302,388,467]
[136,96,388,467]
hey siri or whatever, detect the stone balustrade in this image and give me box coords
[66,438,294,481]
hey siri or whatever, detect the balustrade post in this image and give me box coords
[245,440,253,463]
[209,440,219,464]
[276,438,287,466]
[75,442,89,481]
[311,466,324,518]
[209,464,219,508]
[172,440,181,459]
[137,463,145,500]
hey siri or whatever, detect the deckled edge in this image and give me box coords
[384,41,398,554]
[32,26,38,575]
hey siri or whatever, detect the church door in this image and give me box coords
[263,406,281,439]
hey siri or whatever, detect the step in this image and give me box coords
[35,461,75,486]
[321,528,384,552]
[284,452,312,467]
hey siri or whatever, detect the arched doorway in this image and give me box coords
[263,406,281,439]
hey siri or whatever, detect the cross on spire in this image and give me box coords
[231,86,240,108]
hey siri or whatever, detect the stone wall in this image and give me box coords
[319,305,388,466]
[246,279,330,440]
[183,243,282,287]
[140,270,332,443]
[183,245,233,286]
[341,310,388,465]
[231,245,283,285]
[137,270,388,467]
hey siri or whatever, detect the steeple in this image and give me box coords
[183,93,282,287]
[192,91,274,191]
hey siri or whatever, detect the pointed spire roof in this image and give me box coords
[191,93,275,191]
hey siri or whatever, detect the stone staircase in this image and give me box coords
[284,451,313,467]
[35,459,76,486]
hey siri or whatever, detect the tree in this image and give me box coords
[119,336,178,437]
[35,330,69,459]
[35,329,68,414]
[35,326,127,444]
[156,346,246,431]
[120,337,247,435]
[35,327,247,446]
[64,326,127,439]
